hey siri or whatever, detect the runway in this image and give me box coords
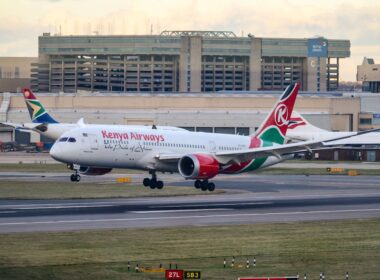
[1,173,380,233]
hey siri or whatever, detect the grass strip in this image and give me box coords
[0,219,379,279]
[0,181,223,199]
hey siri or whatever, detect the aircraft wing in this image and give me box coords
[0,122,39,131]
[157,129,380,165]
[0,122,24,129]
[215,129,380,165]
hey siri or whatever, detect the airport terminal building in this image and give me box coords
[31,31,350,93]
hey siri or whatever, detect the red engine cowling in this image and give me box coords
[178,154,220,179]
[79,166,113,175]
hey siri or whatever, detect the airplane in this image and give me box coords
[287,111,380,145]
[49,83,372,189]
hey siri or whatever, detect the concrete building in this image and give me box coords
[0,90,361,140]
[31,31,350,93]
[0,57,37,92]
[357,57,380,93]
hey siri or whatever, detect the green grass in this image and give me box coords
[0,219,379,279]
[0,181,223,199]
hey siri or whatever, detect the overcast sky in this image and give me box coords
[1,0,379,81]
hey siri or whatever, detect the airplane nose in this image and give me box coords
[50,143,63,162]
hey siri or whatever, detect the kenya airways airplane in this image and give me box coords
[49,83,368,190]
[2,88,185,140]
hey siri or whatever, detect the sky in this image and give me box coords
[1,0,379,81]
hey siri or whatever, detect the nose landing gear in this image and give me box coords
[70,173,81,182]
[68,164,81,182]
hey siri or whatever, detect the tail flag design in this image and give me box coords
[224,83,300,173]
[250,83,300,147]
[22,88,59,124]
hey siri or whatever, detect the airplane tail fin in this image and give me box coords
[250,83,300,146]
[22,88,59,124]
[288,111,328,133]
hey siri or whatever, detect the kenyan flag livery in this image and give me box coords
[224,83,300,173]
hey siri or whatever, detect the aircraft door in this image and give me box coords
[80,133,99,152]
[88,134,99,151]
[209,141,216,153]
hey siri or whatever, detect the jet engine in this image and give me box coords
[78,166,113,175]
[178,154,220,179]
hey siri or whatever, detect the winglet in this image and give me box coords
[250,83,300,146]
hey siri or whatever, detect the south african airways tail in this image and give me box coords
[22,88,59,124]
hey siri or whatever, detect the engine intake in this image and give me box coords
[79,166,113,175]
[178,154,219,179]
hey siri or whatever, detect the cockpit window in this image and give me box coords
[59,137,68,142]
[68,138,76,143]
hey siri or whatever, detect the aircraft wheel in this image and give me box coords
[201,181,208,191]
[150,180,157,189]
[143,178,150,187]
[194,180,202,189]
[208,182,215,192]
[75,174,81,182]
[156,181,164,189]
[70,174,76,182]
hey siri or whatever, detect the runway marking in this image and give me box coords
[13,205,115,210]
[131,208,231,214]
[1,208,380,226]
[148,202,272,208]
[0,202,120,209]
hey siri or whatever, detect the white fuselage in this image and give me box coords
[50,125,286,174]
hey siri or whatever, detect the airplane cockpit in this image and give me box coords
[58,137,77,143]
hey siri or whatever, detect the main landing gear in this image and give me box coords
[68,164,81,182]
[194,179,215,192]
[143,170,164,189]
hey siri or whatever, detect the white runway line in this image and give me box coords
[13,205,115,210]
[149,202,272,208]
[131,208,231,214]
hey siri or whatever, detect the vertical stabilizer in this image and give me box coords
[22,88,59,124]
[250,83,300,147]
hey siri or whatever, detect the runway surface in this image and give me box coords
[1,173,380,233]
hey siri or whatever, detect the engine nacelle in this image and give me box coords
[178,154,220,180]
[79,166,113,175]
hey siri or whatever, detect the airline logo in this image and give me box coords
[24,90,31,98]
[288,117,306,129]
[101,130,165,142]
[26,100,45,121]
[274,104,289,127]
